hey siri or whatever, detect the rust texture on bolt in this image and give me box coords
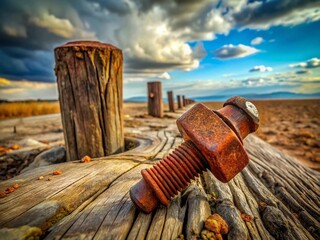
[130,96,259,213]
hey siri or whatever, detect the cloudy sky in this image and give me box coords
[0,0,320,100]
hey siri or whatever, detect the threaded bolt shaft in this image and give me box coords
[141,140,207,206]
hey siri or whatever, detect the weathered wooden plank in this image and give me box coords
[183,180,211,240]
[161,197,187,240]
[126,211,153,240]
[2,160,138,229]
[44,129,171,239]
[231,175,274,240]
[203,171,248,240]
[46,163,146,239]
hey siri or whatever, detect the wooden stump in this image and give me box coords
[182,95,186,107]
[177,95,182,109]
[167,91,175,112]
[54,41,124,161]
[147,81,163,117]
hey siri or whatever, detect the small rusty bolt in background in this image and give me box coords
[130,96,259,213]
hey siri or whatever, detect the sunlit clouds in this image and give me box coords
[0,0,319,99]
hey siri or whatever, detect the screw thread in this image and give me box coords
[141,140,207,205]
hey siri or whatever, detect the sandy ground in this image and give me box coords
[203,99,320,170]
[1,99,319,171]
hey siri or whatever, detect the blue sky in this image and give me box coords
[0,0,319,100]
[161,21,320,97]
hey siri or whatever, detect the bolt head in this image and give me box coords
[176,103,249,182]
[224,96,259,131]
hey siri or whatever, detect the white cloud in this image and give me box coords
[289,63,307,68]
[222,73,234,78]
[306,58,320,68]
[214,44,259,59]
[158,72,171,80]
[249,65,273,72]
[250,37,264,45]
[289,57,320,68]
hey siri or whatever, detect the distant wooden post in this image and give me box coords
[54,41,124,161]
[167,91,175,112]
[148,81,163,117]
[177,95,182,109]
[182,95,186,107]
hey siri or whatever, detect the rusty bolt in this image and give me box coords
[130,96,259,213]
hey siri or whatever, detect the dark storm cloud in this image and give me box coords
[296,70,311,74]
[234,0,320,28]
[88,0,132,15]
[0,49,55,82]
[0,0,96,82]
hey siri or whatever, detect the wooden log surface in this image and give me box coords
[0,106,319,240]
[147,82,163,118]
[54,41,124,161]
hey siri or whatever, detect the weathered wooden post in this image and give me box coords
[182,95,186,107]
[148,81,163,117]
[167,91,175,112]
[177,95,182,109]
[54,41,124,161]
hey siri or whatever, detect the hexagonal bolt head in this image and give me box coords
[177,104,245,182]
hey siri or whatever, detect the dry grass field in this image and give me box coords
[0,101,60,120]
